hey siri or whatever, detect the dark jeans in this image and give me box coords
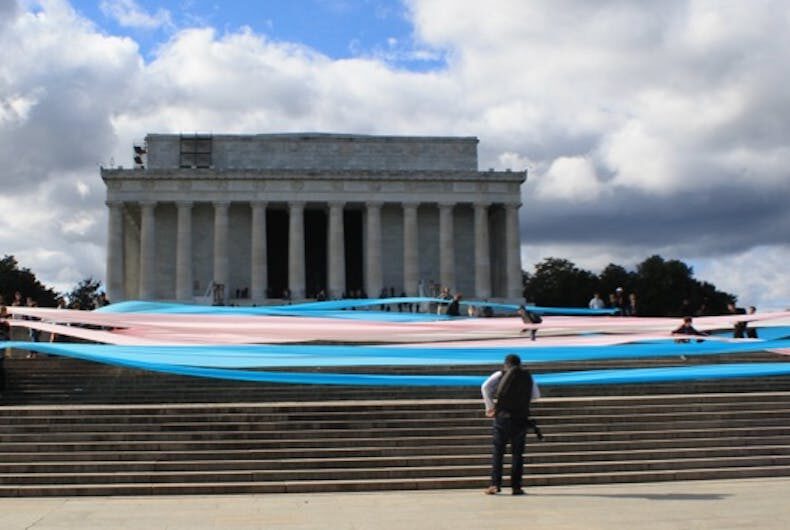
[490,413,529,489]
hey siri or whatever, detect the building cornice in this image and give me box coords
[101,167,526,183]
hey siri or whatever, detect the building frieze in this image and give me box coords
[101,167,525,204]
[101,167,525,183]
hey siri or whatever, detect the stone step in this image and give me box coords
[8,399,789,422]
[2,400,789,425]
[5,391,790,416]
[4,454,790,486]
[3,411,789,442]
[5,355,790,405]
[4,406,790,434]
[3,464,790,497]
[8,384,790,405]
[2,424,788,453]
[3,433,790,463]
[2,444,789,474]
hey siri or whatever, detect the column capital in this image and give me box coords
[328,201,346,209]
[175,200,194,209]
[365,201,383,209]
[289,201,306,210]
[504,201,522,210]
[474,202,491,209]
[139,200,157,209]
[250,200,268,210]
[438,201,456,210]
[402,202,419,211]
[213,200,230,209]
[105,200,124,208]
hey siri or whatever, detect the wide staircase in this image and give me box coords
[1,353,790,496]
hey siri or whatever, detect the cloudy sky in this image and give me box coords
[1,0,789,309]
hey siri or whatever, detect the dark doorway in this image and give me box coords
[305,209,327,298]
[266,209,288,299]
[344,210,364,296]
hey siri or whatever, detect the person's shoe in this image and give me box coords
[512,487,525,496]
[484,485,500,495]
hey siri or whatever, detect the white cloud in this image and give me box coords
[535,156,604,202]
[496,152,529,172]
[99,0,172,30]
[60,212,97,237]
[694,246,790,311]
[0,93,39,125]
[600,120,679,194]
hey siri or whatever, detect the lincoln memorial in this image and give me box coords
[101,133,526,304]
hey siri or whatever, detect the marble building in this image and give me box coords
[101,133,526,304]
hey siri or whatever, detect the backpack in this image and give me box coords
[495,366,534,418]
[526,310,542,324]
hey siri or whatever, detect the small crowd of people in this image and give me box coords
[588,287,637,316]
[291,281,501,318]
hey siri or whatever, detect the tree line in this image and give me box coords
[522,255,736,317]
[0,255,102,310]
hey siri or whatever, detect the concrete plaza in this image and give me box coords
[1,477,788,530]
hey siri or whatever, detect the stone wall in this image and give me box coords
[146,133,479,172]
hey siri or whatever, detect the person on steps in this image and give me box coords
[481,353,541,495]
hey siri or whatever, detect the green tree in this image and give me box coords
[525,258,598,307]
[598,264,635,300]
[67,277,103,310]
[0,255,59,307]
[634,255,734,316]
[522,254,736,316]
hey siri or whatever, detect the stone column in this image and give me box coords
[365,201,383,298]
[105,201,125,302]
[402,202,419,296]
[139,201,157,300]
[124,210,140,299]
[250,201,268,301]
[505,202,523,300]
[438,202,455,293]
[213,201,230,304]
[327,201,346,299]
[474,202,492,299]
[175,201,193,301]
[288,201,305,299]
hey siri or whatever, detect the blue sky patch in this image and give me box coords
[67,0,447,70]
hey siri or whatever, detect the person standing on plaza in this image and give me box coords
[437,286,452,315]
[626,292,638,316]
[613,287,626,316]
[746,306,759,339]
[727,303,748,338]
[446,293,462,317]
[672,316,708,343]
[588,292,605,310]
[0,306,11,394]
[517,305,542,341]
[481,353,541,495]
